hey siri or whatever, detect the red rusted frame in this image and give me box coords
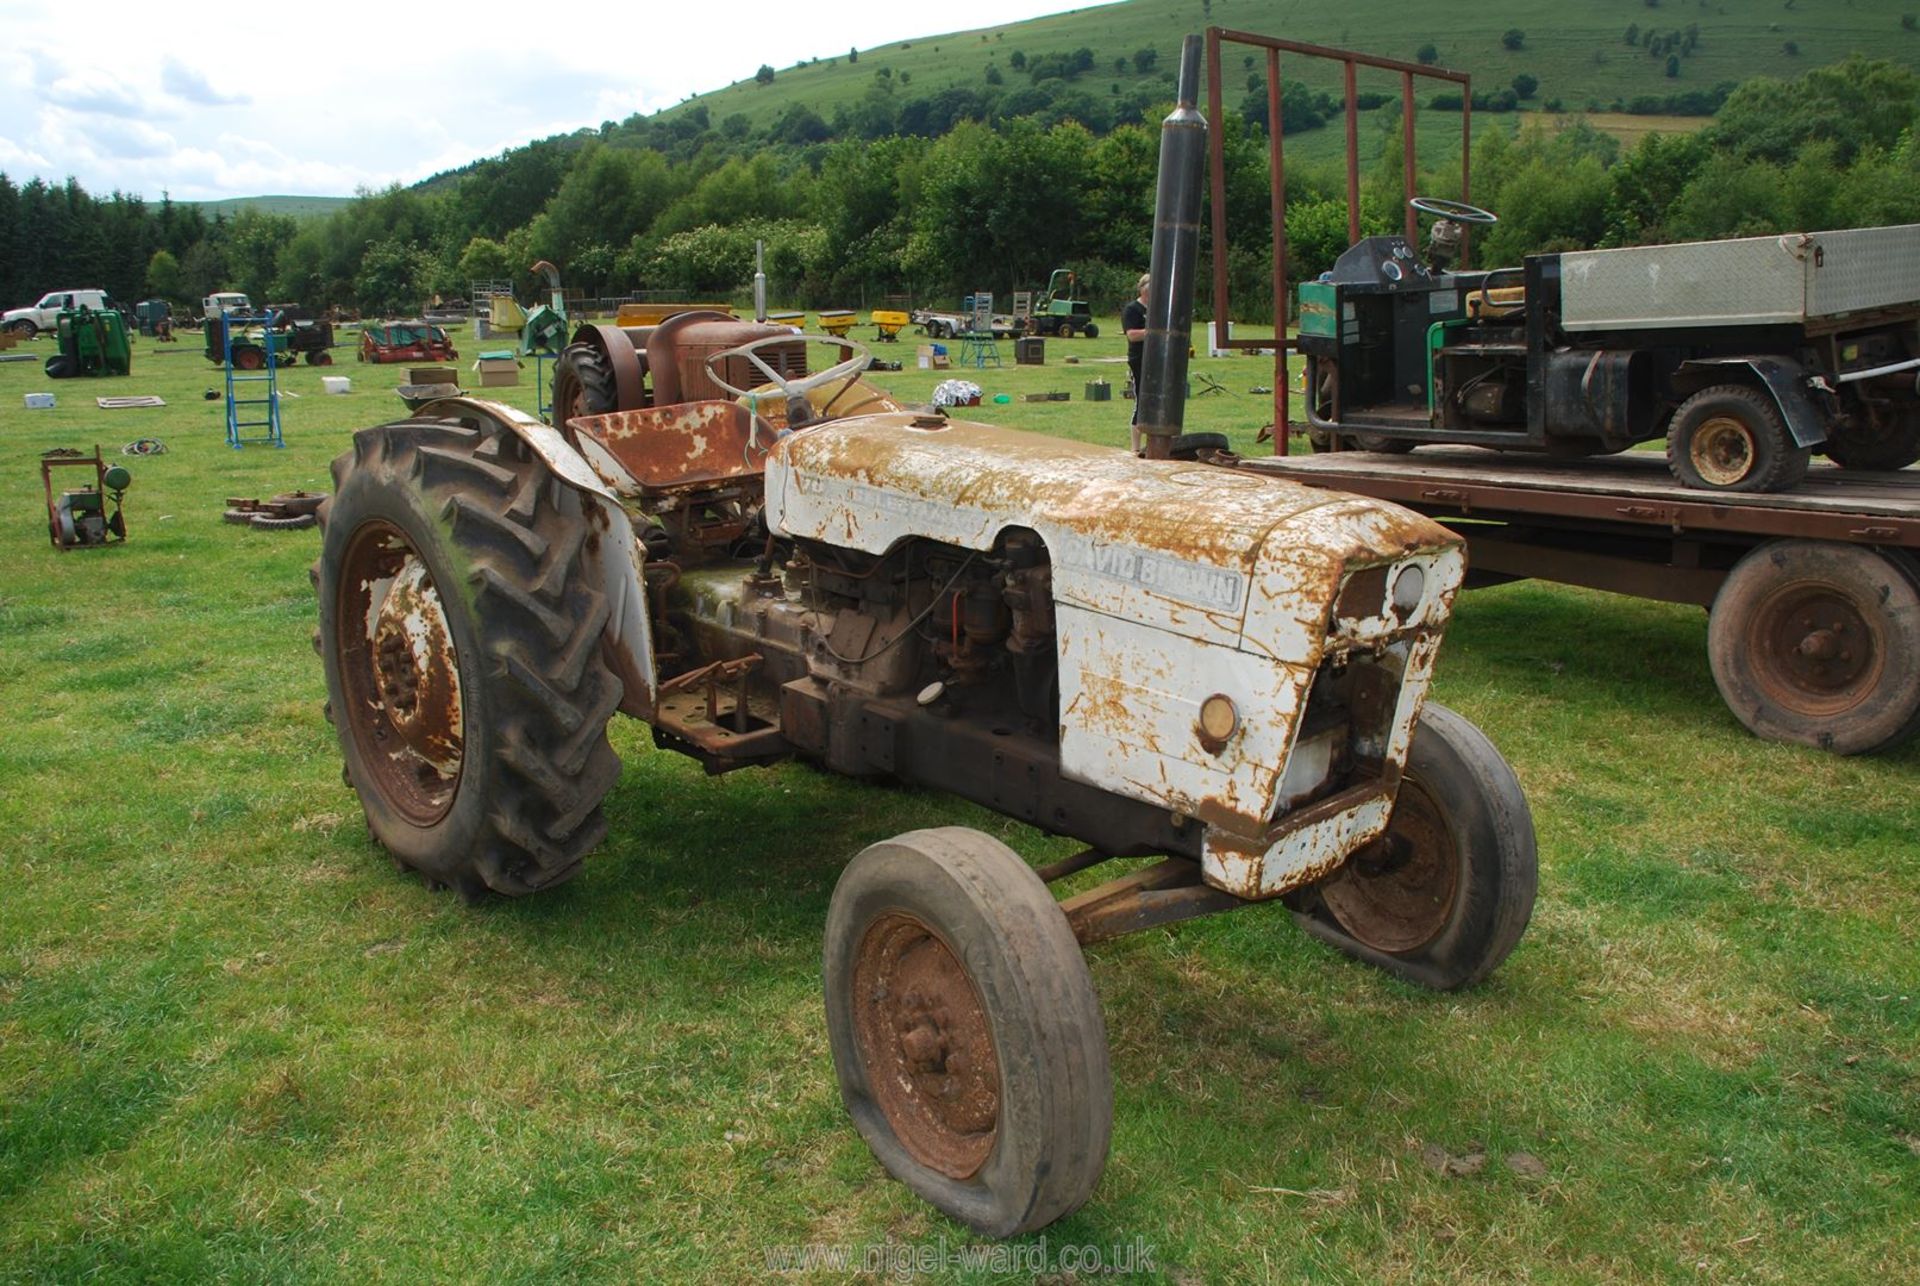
[1060,858,1247,945]
[1202,28,1472,456]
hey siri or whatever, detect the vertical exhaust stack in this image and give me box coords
[1139,33,1207,460]
[754,240,768,324]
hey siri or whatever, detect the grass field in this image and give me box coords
[678,0,1920,134]
[1,319,1917,1281]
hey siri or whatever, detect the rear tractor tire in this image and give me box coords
[824,827,1112,1237]
[1288,703,1537,991]
[1666,383,1809,493]
[314,405,624,896]
[549,342,619,430]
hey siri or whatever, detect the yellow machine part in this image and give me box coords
[1466,286,1526,320]
[489,296,528,331]
[613,302,738,326]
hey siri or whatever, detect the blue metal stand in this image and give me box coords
[223,311,285,448]
[535,350,557,422]
[958,332,1002,368]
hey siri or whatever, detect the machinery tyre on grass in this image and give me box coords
[1707,539,1920,754]
[1288,703,1537,991]
[314,406,624,897]
[824,827,1112,1237]
[1058,323,1076,340]
[252,512,317,531]
[1083,323,1099,339]
[1666,383,1810,493]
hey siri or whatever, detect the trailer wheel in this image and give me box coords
[1666,384,1809,493]
[824,827,1111,1237]
[1708,540,1920,754]
[550,342,619,429]
[314,405,624,897]
[1289,703,1536,991]
[1823,409,1920,472]
[1083,322,1099,339]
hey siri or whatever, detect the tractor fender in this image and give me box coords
[1679,355,1829,447]
[432,396,657,715]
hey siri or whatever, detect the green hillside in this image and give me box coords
[671,0,1919,130]
[190,195,352,220]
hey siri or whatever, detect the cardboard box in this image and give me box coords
[472,356,521,388]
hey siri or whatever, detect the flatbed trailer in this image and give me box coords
[1240,448,1920,754]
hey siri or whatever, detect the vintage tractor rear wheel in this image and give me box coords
[314,406,624,896]
[1707,539,1920,754]
[1666,384,1810,492]
[824,827,1111,1237]
[550,342,618,429]
[1289,703,1536,991]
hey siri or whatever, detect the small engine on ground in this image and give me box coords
[40,447,131,550]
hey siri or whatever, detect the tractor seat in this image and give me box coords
[1466,285,1527,321]
[567,400,771,497]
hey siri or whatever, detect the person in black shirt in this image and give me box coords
[1121,273,1150,451]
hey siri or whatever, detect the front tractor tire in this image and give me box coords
[824,828,1112,1237]
[314,407,624,897]
[1666,383,1810,493]
[1288,703,1537,991]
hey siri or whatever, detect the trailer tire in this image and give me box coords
[1666,384,1809,493]
[314,406,624,897]
[1083,323,1099,339]
[1288,703,1536,991]
[550,342,619,428]
[1707,540,1920,755]
[824,827,1111,1237]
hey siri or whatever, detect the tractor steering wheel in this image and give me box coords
[703,332,874,430]
[1409,196,1499,226]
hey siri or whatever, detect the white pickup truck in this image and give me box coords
[3,288,113,336]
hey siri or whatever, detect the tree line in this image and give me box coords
[1,56,1913,324]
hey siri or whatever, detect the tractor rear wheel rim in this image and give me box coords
[1692,415,1757,487]
[1750,582,1880,714]
[850,911,1000,1180]
[1319,777,1458,953]
[336,519,465,826]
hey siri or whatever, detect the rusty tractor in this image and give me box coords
[312,39,1537,1236]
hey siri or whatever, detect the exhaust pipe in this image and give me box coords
[1138,33,1206,460]
[754,240,768,324]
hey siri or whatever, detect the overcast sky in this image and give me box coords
[0,0,1112,202]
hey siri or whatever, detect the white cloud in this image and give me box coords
[162,59,250,108]
[0,1,1117,200]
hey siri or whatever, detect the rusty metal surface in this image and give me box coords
[850,912,1000,1179]
[1317,774,1458,952]
[1062,858,1246,945]
[335,520,464,825]
[568,400,767,498]
[768,413,1461,892]
[583,322,646,412]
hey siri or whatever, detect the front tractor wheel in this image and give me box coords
[824,828,1112,1237]
[1666,383,1810,493]
[1289,703,1537,991]
[314,406,624,896]
[1707,540,1920,754]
